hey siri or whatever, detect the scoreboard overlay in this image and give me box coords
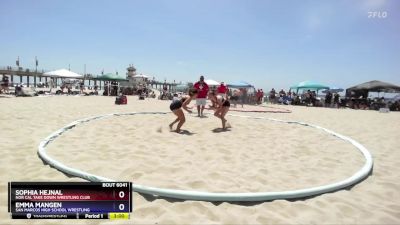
[8,182,132,219]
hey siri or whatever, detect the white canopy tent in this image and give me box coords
[134,74,150,78]
[205,79,220,86]
[44,69,83,78]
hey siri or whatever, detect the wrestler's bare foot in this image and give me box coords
[222,118,227,129]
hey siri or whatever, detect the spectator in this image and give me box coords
[311,91,317,106]
[1,75,10,94]
[292,94,301,105]
[80,81,84,94]
[279,89,286,97]
[240,88,247,108]
[259,89,264,104]
[333,93,340,108]
[269,88,276,104]
[325,91,332,107]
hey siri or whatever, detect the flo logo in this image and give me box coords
[368,11,388,18]
[26,213,31,219]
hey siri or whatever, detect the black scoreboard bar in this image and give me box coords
[8,182,132,220]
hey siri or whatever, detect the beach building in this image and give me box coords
[119,65,149,90]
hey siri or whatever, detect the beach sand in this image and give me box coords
[0,95,399,224]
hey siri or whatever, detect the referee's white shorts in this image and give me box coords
[196,98,207,106]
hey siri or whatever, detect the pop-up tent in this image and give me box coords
[94,73,128,96]
[205,79,220,87]
[346,80,400,98]
[290,81,329,93]
[227,81,254,88]
[94,73,128,81]
[347,80,400,93]
[44,69,83,78]
[134,74,150,78]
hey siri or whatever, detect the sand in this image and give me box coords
[0,95,399,224]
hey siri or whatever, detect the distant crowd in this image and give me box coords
[267,88,341,108]
[266,87,400,111]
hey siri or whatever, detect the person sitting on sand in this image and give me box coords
[169,89,198,133]
[214,95,231,130]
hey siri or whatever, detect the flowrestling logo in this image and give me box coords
[368,11,387,18]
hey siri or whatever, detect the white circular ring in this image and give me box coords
[38,112,373,202]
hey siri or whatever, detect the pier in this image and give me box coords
[1,66,179,93]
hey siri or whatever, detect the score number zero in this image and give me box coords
[117,191,126,211]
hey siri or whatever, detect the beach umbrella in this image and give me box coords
[44,69,83,79]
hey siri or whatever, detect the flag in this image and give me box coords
[35,57,38,66]
[16,57,19,66]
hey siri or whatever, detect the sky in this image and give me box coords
[0,0,399,91]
